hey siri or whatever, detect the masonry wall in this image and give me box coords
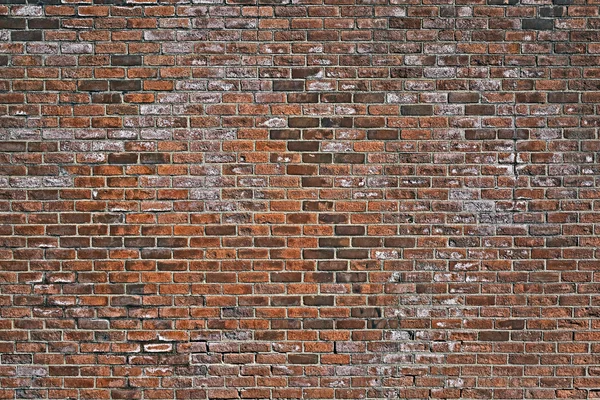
[1,0,599,399]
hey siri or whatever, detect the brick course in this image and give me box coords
[0,0,599,399]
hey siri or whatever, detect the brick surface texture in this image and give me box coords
[0,0,599,399]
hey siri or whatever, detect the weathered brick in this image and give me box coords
[0,4,597,399]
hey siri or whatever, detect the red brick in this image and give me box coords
[0,4,596,399]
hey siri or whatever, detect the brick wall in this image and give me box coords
[1,0,599,399]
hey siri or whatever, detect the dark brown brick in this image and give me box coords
[302,153,332,163]
[465,105,496,115]
[28,19,59,29]
[110,80,142,91]
[0,18,26,29]
[334,153,365,164]
[291,68,321,79]
[335,226,365,236]
[319,237,349,247]
[303,249,334,259]
[111,55,143,66]
[92,93,123,104]
[287,93,319,103]
[288,141,319,152]
[289,117,319,128]
[270,129,301,140]
[287,165,318,175]
[273,80,304,91]
[303,296,334,306]
[367,130,399,140]
[389,18,421,29]
[320,92,352,103]
[301,177,332,187]
[205,226,236,235]
[79,80,109,92]
[11,30,42,41]
[337,249,369,259]
[288,354,318,364]
[401,105,433,115]
[522,18,554,30]
[449,92,480,103]
[548,92,579,103]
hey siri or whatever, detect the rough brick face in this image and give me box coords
[0,0,598,399]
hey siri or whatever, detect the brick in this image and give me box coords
[270,129,300,140]
[11,30,42,41]
[448,92,480,103]
[303,249,334,259]
[465,105,496,115]
[288,354,318,364]
[288,117,319,128]
[401,105,433,115]
[78,80,109,91]
[367,130,398,140]
[28,18,59,29]
[91,93,122,105]
[291,68,321,79]
[389,18,421,29]
[0,18,26,29]
[0,5,597,399]
[302,153,332,163]
[273,80,304,91]
[301,177,331,187]
[333,153,365,164]
[548,93,579,103]
[522,19,554,30]
[335,226,365,236]
[287,93,319,103]
[111,55,142,66]
[110,80,142,91]
[288,141,319,152]
[540,6,564,17]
